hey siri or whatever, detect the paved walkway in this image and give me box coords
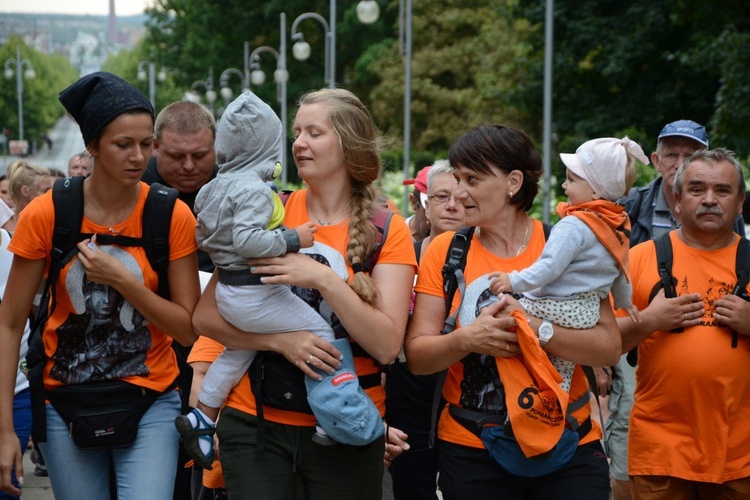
[0,116,84,175]
[16,449,53,499]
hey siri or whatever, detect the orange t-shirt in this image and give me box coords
[626,232,750,483]
[223,189,417,426]
[413,219,601,449]
[10,182,197,392]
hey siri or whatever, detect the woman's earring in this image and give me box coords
[509,192,513,198]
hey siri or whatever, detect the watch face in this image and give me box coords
[540,321,554,342]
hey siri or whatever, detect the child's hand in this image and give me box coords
[296,222,317,248]
[626,304,641,323]
[488,272,513,296]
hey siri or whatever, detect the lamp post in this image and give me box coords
[219,67,249,104]
[358,0,411,216]
[137,60,166,108]
[4,45,35,141]
[542,0,554,224]
[290,12,333,88]
[185,68,217,116]
[245,14,289,187]
[289,1,380,89]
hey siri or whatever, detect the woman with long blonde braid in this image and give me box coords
[193,88,416,499]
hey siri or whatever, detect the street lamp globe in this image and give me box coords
[356,1,380,24]
[220,86,233,101]
[292,40,312,61]
[184,91,201,103]
[158,69,167,82]
[137,69,147,81]
[206,89,218,105]
[24,68,35,79]
[274,69,289,84]
[251,69,266,86]
[4,68,13,79]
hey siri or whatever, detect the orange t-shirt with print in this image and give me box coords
[9,182,197,392]
[223,190,417,426]
[413,219,601,449]
[625,232,750,483]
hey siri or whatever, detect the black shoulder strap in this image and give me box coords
[27,176,87,443]
[440,226,475,334]
[654,232,683,334]
[731,237,750,347]
[30,176,86,346]
[141,183,177,299]
[654,233,676,299]
[542,222,552,241]
[429,226,475,448]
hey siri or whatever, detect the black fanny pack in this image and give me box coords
[46,380,165,450]
[250,352,382,414]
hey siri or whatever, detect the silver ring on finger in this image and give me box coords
[505,342,511,352]
[684,313,688,321]
[306,355,314,364]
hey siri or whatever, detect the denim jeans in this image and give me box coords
[0,389,31,500]
[39,389,181,500]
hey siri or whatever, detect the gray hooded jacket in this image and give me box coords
[195,91,299,271]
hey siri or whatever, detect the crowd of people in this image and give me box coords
[0,70,748,500]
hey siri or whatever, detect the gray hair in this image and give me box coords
[673,147,746,197]
[426,159,453,193]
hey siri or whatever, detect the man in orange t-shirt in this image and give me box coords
[618,148,750,498]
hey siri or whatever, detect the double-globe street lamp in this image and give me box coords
[290,1,382,89]
[185,68,218,116]
[137,60,167,108]
[4,45,35,142]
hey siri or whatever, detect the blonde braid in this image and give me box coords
[297,88,385,307]
[347,182,380,307]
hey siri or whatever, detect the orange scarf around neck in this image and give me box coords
[556,200,631,281]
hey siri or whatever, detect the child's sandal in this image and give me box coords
[175,410,215,470]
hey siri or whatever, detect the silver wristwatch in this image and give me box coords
[538,320,554,346]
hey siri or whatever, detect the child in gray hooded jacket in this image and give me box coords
[175,92,357,469]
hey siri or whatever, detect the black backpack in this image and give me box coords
[428,223,602,449]
[26,176,180,442]
[626,232,750,366]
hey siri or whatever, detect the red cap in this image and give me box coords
[402,166,431,193]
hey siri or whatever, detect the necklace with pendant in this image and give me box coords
[307,201,350,226]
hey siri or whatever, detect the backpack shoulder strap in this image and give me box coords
[441,226,475,332]
[733,237,750,295]
[542,222,552,241]
[429,226,475,448]
[362,206,393,274]
[654,232,676,299]
[730,237,750,347]
[27,176,87,443]
[142,182,178,299]
[32,176,87,335]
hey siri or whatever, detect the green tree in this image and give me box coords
[0,36,77,150]
[102,41,184,115]
[366,0,537,159]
